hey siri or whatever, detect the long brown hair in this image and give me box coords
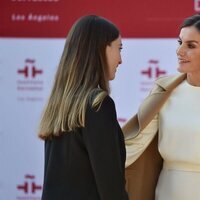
[39,15,120,139]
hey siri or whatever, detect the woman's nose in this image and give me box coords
[176,45,185,56]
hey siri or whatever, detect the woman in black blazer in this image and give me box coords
[39,15,128,200]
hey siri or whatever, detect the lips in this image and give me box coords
[178,58,189,64]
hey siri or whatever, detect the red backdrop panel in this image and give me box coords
[0,0,199,38]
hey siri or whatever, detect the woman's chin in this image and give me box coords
[177,66,186,73]
[109,75,116,81]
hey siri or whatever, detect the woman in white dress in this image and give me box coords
[123,14,200,200]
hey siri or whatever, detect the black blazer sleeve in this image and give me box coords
[83,95,128,200]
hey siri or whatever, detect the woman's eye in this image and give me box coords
[177,40,182,45]
[188,44,195,48]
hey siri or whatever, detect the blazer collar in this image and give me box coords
[156,73,186,91]
[124,73,187,140]
[138,73,187,131]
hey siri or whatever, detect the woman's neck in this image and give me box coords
[187,73,200,86]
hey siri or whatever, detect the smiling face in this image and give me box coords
[177,26,200,75]
[105,35,122,80]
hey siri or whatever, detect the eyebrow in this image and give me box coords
[178,37,199,44]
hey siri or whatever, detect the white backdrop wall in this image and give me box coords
[0,38,178,199]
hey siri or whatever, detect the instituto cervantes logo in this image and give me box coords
[17,58,44,102]
[140,59,167,93]
[17,59,43,78]
[141,59,166,79]
[16,174,42,200]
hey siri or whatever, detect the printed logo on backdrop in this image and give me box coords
[11,0,60,23]
[194,0,200,11]
[140,59,167,95]
[16,174,42,200]
[17,58,44,102]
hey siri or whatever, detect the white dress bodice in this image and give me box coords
[156,80,200,200]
